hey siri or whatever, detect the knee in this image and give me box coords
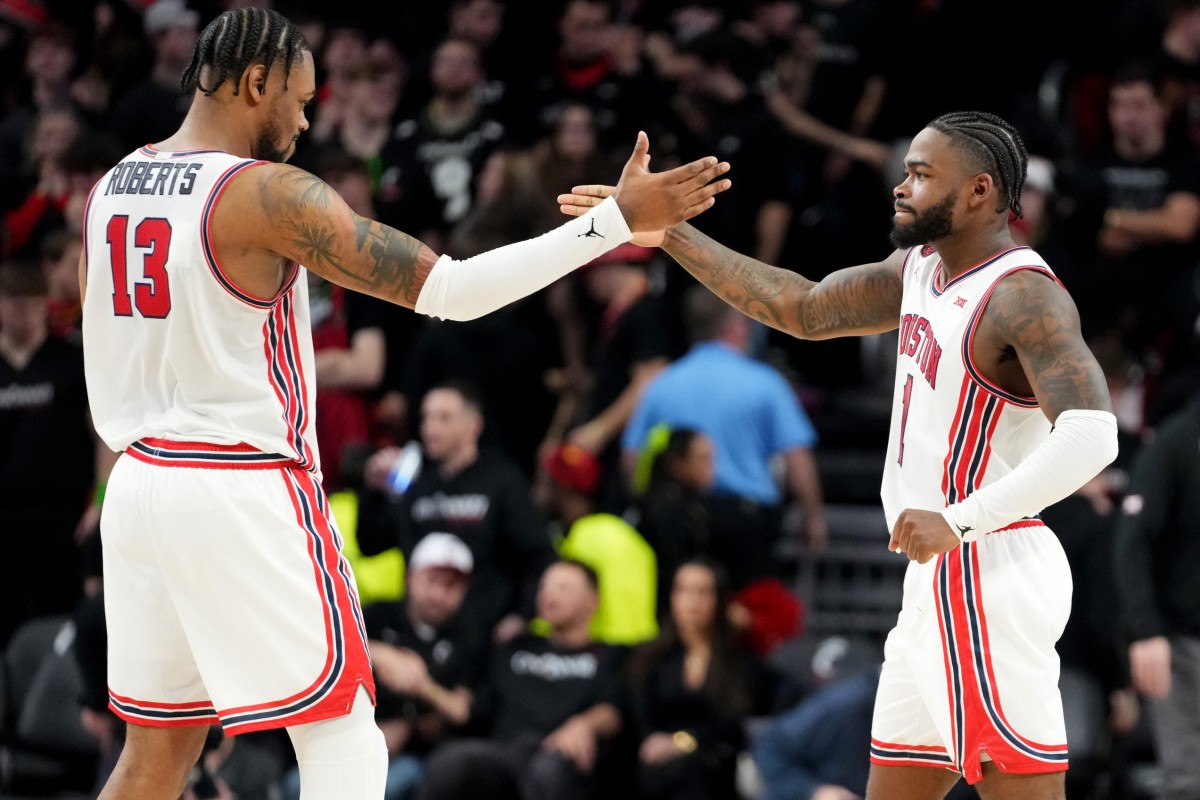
[524,749,584,798]
[107,723,210,798]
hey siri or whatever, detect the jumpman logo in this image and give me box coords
[578,219,604,239]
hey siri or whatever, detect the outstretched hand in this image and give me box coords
[560,132,730,247]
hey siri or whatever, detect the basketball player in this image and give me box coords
[80,8,731,800]
[559,112,1118,800]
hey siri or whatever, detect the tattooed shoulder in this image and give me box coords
[984,269,1111,416]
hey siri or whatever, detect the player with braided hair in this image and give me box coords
[560,112,1118,799]
[82,6,732,799]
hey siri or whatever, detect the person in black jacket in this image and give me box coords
[626,557,778,800]
[1115,397,1200,800]
[360,380,556,641]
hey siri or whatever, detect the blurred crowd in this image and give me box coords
[3,0,1200,798]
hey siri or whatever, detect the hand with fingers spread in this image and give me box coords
[888,508,962,564]
[561,132,731,247]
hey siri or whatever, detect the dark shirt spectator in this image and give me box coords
[627,559,779,800]
[1115,398,1200,800]
[360,382,555,638]
[417,560,624,800]
[107,0,197,150]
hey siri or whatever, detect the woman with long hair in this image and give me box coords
[627,558,775,800]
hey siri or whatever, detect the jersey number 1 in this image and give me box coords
[898,373,913,466]
[108,215,172,318]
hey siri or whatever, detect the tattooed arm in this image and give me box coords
[661,222,905,340]
[251,164,439,308]
[984,270,1113,421]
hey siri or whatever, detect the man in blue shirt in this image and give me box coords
[623,287,826,585]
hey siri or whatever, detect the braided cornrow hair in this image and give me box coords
[927,111,1028,219]
[180,7,308,97]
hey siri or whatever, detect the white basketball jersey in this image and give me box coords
[880,245,1057,532]
[82,146,319,472]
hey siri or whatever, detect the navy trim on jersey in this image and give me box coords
[200,160,275,309]
[930,246,1031,298]
[220,470,345,728]
[128,440,290,463]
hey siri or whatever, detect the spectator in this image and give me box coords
[380,37,504,251]
[309,151,391,490]
[1058,62,1200,365]
[39,226,81,339]
[623,286,826,588]
[543,442,659,645]
[2,105,82,259]
[562,243,676,507]
[1150,0,1200,147]
[752,652,881,800]
[0,263,110,645]
[1115,396,1200,800]
[629,427,721,610]
[416,559,624,800]
[0,21,79,209]
[361,381,555,642]
[628,558,779,800]
[107,0,198,150]
[284,533,485,800]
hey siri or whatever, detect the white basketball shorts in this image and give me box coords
[101,439,375,735]
[870,521,1071,784]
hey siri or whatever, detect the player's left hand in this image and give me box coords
[889,509,962,564]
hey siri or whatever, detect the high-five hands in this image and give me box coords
[561,132,731,247]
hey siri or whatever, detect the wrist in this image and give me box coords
[1104,208,1122,229]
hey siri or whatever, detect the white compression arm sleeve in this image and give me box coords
[415,195,633,321]
[941,408,1119,541]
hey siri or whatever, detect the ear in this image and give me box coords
[243,63,269,105]
[968,171,995,210]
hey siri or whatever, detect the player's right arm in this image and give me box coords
[661,222,905,340]
[231,133,731,317]
[557,187,904,340]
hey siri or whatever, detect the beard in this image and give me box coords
[251,122,292,163]
[889,191,956,249]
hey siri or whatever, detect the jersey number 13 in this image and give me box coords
[107,215,172,319]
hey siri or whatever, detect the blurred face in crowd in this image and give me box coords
[43,239,82,302]
[1109,80,1167,159]
[451,0,504,47]
[250,50,316,164]
[31,108,80,170]
[322,27,367,78]
[0,292,49,347]
[324,167,373,217]
[155,23,200,70]
[889,128,969,249]
[555,104,597,162]
[431,39,483,99]
[559,0,611,63]
[420,388,483,462]
[671,562,719,636]
[753,0,801,39]
[537,563,598,631]
[407,566,470,629]
[25,31,76,86]
[670,433,715,491]
[346,65,400,126]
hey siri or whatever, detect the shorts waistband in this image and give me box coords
[127,438,295,470]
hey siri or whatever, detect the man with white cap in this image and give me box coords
[360,533,488,800]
